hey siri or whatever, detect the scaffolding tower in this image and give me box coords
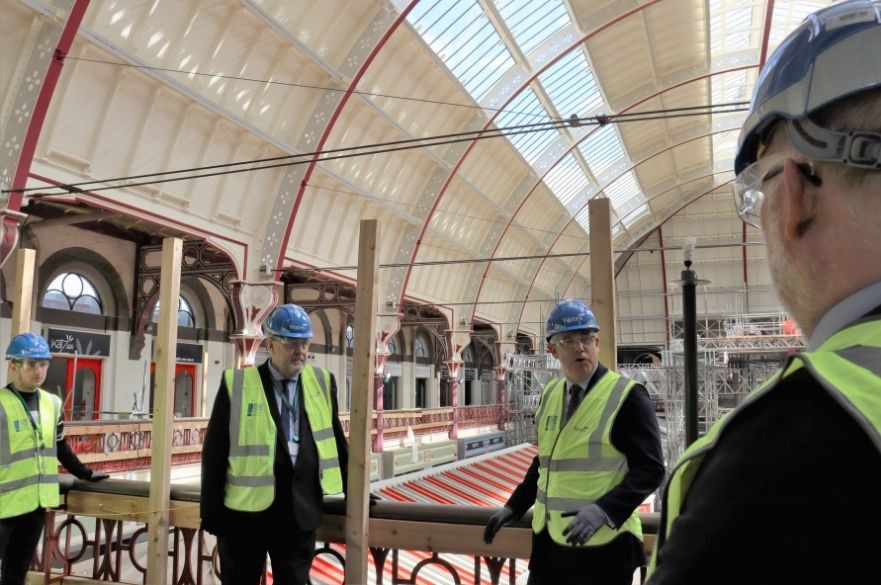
[502,312,802,465]
[503,353,560,446]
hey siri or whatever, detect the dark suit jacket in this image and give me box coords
[648,315,881,584]
[200,361,349,535]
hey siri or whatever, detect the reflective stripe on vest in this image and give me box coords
[300,365,343,494]
[648,317,881,577]
[0,388,62,518]
[224,365,344,512]
[532,371,643,546]
[225,368,276,511]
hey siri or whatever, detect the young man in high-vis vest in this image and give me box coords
[0,333,108,585]
[647,2,881,584]
[483,300,664,584]
[200,304,349,585]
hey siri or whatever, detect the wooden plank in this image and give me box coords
[146,237,182,584]
[589,198,617,370]
[345,220,379,585]
[64,492,200,528]
[11,248,35,335]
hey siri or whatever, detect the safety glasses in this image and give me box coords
[272,337,311,350]
[551,333,597,348]
[734,153,820,228]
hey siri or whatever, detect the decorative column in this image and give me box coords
[0,210,28,271]
[372,350,390,452]
[1,0,90,270]
[495,329,517,432]
[445,328,472,440]
[444,358,463,439]
[494,365,507,431]
[229,280,281,366]
[373,313,401,452]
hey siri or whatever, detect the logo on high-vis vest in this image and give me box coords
[247,403,265,416]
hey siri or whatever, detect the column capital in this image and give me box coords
[230,280,281,366]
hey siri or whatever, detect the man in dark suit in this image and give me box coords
[201,303,348,585]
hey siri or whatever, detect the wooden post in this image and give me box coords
[345,220,379,585]
[200,350,209,417]
[146,237,182,585]
[589,198,617,370]
[11,248,35,335]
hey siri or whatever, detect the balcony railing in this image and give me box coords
[30,478,659,584]
[67,406,504,472]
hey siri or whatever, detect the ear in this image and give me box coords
[548,344,558,359]
[780,159,817,240]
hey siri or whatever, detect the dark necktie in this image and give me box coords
[565,384,582,422]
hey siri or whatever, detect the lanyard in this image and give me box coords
[277,380,299,441]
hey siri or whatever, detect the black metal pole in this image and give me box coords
[682,261,699,446]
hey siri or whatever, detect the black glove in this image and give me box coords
[369,492,382,506]
[88,471,110,481]
[561,503,609,545]
[483,506,516,544]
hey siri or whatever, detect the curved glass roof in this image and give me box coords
[391,0,832,246]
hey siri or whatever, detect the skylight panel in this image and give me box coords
[496,89,561,165]
[407,0,515,100]
[604,172,647,222]
[497,0,571,55]
[544,154,589,213]
[574,206,591,233]
[711,70,749,103]
[709,0,758,55]
[579,125,626,180]
[768,1,828,53]
[539,50,604,119]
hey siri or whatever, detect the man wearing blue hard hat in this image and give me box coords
[0,333,108,585]
[200,304,350,585]
[648,2,881,583]
[484,299,664,584]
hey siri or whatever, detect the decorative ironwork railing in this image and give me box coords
[30,479,659,584]
[67,407,503,473]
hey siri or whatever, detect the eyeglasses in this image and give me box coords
[734,153,821,228]
[14,359,50,369]
[272,337,311,350]
[551,333,597,348]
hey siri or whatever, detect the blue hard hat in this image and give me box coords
[6,332,53,360]
[735,0,881,174]
[266,304,313,339]
[546,299,599,340]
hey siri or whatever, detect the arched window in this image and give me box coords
[151,296,196,327]
[345,324,355,348]
[415,335,426,357]
[42,273,103,314]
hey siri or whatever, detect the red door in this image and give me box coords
[149,363,197,417]
[45,357,103,421]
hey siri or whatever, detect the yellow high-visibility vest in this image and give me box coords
[532,372,643,546]
[0,387,62,518]
[648,317,881,576]
[224,366,343,512]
